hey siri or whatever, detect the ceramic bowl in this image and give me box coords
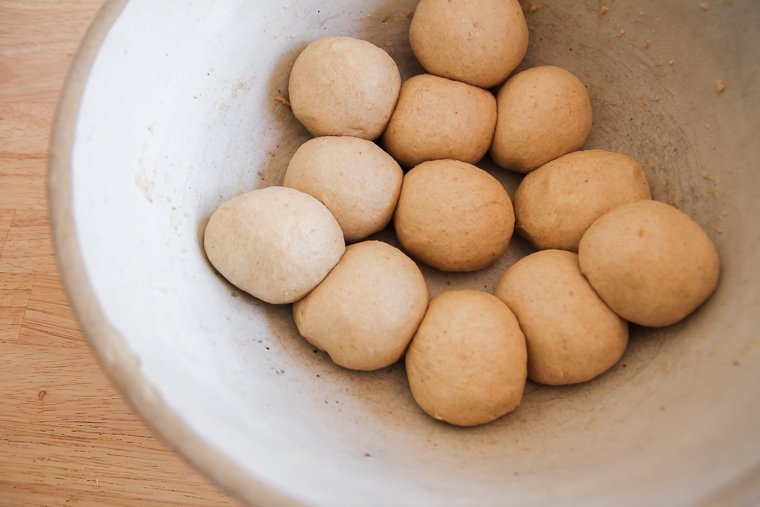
[49,1,760,506]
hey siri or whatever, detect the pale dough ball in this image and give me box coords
[288,36,401,140]
[578,200,721,327]
[394,159,514,272]
[515,150,652,251]
[293,241,428,371]
[204,187,345,304]
[283,137,403,242]
[382,74,497,168]
[406,290,527,427]
[409,0,528,89]
[491,66,593,173]
[496,250,628,385]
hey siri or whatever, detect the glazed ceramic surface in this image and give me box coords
[49,1,760,506]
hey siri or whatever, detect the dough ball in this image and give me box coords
[288,36,401,140]
[406,290,527,427]
[283,136,403,242]
[394,159,514,272]
[204,187,344,304]
[491,66,592,173]
[409,0,528,89]
[293,241,428,371]
[496,250,628,385]
[578,200,721,327]
[515,150,652,251]
[382,74,497,168]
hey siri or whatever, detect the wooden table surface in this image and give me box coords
[0,2,238,505]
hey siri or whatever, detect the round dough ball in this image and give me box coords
[578,200,721,327]
[515,150,652,251]
[293,241,428,371]
[496,250,628,385]
[288,36,401,140]
[382,74,497,168]
[394,159,514,272]
[491,66,593,173]
[406,290,527,427]
[204,187,345,304]
[283,137,403,242]
[409,0,528,89]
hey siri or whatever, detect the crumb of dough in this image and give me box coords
[653,95,661,102]
[528,2,540,13]
[699,2,710,11]
[644,39,651,48]
[599,1,609,15]
[703,172,719,197]
[715,80,726,94]
[274,95,291,107]
[617,29,625,37]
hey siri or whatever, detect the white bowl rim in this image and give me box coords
[47,2,302,506]
[46,3,760,507]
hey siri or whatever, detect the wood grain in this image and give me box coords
[0,2,238,505]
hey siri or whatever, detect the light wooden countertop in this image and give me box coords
[0,2,238,505]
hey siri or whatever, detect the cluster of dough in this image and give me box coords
[203,0,720,428]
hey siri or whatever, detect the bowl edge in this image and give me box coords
[46,2,306,506]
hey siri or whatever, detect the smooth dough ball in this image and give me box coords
[491,66,592,173]
[204,187,345,304]
[394,159,514,272]
[409,0,528,89]
[578,200,721,327]
[288,36,401,140]
[283,137,403,242]
[382,74,497,168]
[293,241,428,371]
[496,250,628,385]
[515,150,652,251]
[406,290,527,427]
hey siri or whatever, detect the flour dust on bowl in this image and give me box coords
[48,1,760,506]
